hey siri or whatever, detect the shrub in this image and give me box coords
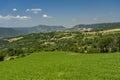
[0,53,6,61]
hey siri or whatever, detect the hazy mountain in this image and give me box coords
[1,22,120,38]
[68,22,120,31]
[0,25,66,38]
[14,25,65,34]
[0,28,19,38]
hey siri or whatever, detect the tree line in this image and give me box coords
[0,32,120,61]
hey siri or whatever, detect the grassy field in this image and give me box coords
[0,52,120,80]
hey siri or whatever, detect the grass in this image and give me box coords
[0,52,120,80]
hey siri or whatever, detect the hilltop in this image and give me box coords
[68,22,120,31]
[1,22,120,38]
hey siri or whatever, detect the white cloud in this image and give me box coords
[26,9,30,12]
[13,8,17,11]
[43,14,53,18]
[26,8,42,13]
[0,15,31,20]
[31,9,42,13]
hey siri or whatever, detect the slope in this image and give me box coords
[0,52,120,80]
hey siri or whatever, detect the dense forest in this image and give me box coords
[0,30,120,61]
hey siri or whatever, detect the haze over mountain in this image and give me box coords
[1,22,120,38]
[14,25,65,34]
[0,25,66,38]
[0,28,19,38]
[69,22,120,31]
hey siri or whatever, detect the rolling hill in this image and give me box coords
[68,22,120,31]
[0,28,19,38]
[0,52,120,80]
[1,22,120,38]
[14,25,65,34]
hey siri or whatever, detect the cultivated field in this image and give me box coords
[0,52,120,80]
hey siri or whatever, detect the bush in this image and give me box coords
[87,47,100,53]
[0,53,6,61]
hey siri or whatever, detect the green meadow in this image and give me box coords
[0,52,120,80]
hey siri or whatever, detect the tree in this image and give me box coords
[98,36,113,53]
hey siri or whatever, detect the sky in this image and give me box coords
[0,0,120,28]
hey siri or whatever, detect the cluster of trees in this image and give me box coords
[0,31,120,61]
[54,33,120,53]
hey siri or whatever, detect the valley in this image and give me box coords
[1,0,120,80]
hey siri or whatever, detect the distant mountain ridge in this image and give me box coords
[0,28,19,38]
[0,25,66,38]
[69,22,120,31]
[14,25,65,34]
[1,22,120,38]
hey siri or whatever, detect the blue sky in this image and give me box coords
[0,0,120,27]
